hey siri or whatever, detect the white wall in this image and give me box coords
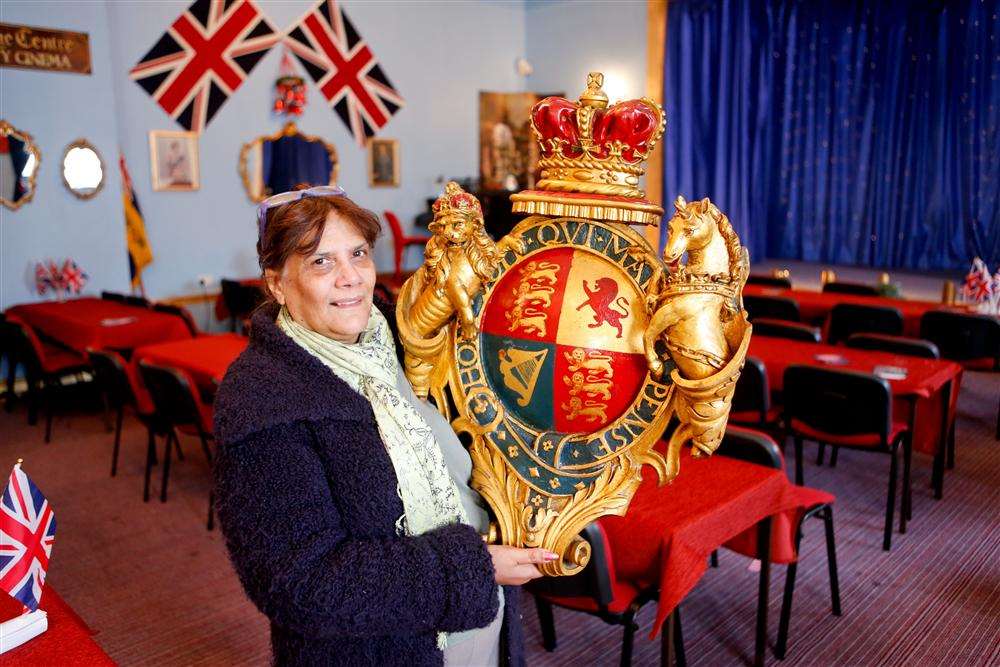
[0,1,129,309]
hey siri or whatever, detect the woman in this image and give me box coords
[213,185,552,666]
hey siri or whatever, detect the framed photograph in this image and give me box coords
[367,138,399,188]
[149,130,200,191]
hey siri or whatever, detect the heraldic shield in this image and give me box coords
[396,73,752,576]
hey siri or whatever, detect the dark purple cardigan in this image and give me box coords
[213,303,524,666]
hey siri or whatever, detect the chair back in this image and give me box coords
[752,318,821,343]
[827,303,903,344]
[125,295,150,308]
[845,333,939,359]
[101,291,126,302]
[746,274,792,289]
[731,356,770,423]
[526,523,615,607]
[384,210,405,243]
[784,365,891,440]
[822,281,879,296]
[744,295,800,322]
[87,348,136,408]
[138,362,206,431]
[5,320,45,377]
[919,311,1000,367]
[221,279,265,324]
[717,426,783,470]
[153,303,199,337]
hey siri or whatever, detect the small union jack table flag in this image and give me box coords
[0,463,56,612]
[130,0,280,132]
[60,260,89,295]
[286,0,404,146]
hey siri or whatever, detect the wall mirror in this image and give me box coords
[1,120,41,211]
[239,122,338,203]
[62,139,106,200]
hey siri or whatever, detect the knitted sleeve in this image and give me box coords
[213,420,500,639]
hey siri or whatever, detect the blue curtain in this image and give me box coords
[663,0,1000,271]
[261,135,332,196]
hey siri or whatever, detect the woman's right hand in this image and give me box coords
[487,545,558,585]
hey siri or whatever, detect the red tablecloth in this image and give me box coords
[133,333,248,391]
[6,297,191,353]
[0,588,114,665]
[749,337,963,455]
[743,284,964,336]
[599,446,829,637]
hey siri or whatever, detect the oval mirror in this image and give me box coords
[239,122,338,203]
[62,139,106,200]
[1,120,41,211]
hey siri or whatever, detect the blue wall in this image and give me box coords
[2,0,527,307]
[0,2,129,309]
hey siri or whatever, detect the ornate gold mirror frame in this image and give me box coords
[1,120,41,212]
[238,121,339,203]
[61,138,106,201]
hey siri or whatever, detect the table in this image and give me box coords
[6,297,191,353]
[0,587,114,665]
[133,333,248,392]
[598,447,824,640]
[743,284,961,336]
[748,336,963,496]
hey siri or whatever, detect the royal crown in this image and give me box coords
[511,72,665,225]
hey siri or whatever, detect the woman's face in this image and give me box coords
[266,211,376,344]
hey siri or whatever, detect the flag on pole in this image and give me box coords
[0,463,56,612]
[285,0,404,146]
[120,155,153,291]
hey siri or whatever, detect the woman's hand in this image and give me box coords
[487,545,558,585]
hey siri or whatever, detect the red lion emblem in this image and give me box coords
[576,277,630,338]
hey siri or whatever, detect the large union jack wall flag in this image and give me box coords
[286,0,405,146]
[0,464,56,612]
[130,0,280,132]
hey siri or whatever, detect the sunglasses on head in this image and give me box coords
[256,185,347,237]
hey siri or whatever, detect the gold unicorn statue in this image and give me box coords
[643,195,752,478]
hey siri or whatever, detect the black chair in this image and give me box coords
[822,281,879,296]
[845,333,940,359]
[784,365,911,550]
[528,524,681,667]
[717,426,841,661]
[1,315,19,411]
[827,303,903,345]
[124,295,150,308]
[138,361,216,530]
[920,310,1000,441]
[746,274,792,289]
[730,356,780,430]
[5,320,91,442]
[744,295,800,322]
[153,303,199,337]
[752,318,822,343]
[221,279,266,332]
[101,291,126,302]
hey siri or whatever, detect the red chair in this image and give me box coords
[384,210,431,280]
[4,318,90,442]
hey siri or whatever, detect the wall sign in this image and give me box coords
[0,23,91,75]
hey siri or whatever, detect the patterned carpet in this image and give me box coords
[2,369,997,666]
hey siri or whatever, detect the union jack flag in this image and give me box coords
[33,263,53,296]
[0,464,56,612]
[60,260,89,295]
[961,257,994,303]
[130,0,280,132]
[286,0,404,146]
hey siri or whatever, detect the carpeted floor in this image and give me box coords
[2,369,998,666]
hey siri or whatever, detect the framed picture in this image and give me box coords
[368,138,399,187]
[149,130,200,191]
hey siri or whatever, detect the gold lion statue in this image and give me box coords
[396,182,523,401]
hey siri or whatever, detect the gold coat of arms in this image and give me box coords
[397,73,752,576]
